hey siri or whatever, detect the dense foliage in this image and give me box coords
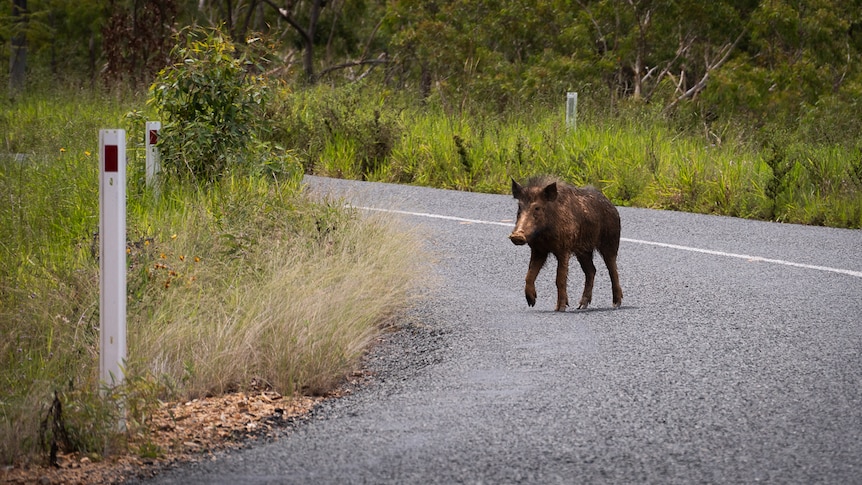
[2,0,861,144]
[148,26,302,182]
[383,0,862,144]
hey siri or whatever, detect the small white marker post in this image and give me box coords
[99,129,127,389]
[566,92,578,130]
[145,121,161,196]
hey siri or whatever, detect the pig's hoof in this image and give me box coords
[578,296,591,309]
[613,290,623,308]
[525,288,537,307]
[555,297,568,311]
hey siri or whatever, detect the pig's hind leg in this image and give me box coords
[601,250,623,308]
[575,251,596,309]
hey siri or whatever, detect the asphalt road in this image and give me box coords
[133,175,862,484]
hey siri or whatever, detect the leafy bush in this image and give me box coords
[149,26,300,184]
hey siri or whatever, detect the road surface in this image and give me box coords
[132,176,862,484]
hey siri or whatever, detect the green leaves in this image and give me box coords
[149,26,270,183]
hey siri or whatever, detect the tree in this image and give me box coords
[260,0,323,82]
[572,0,750,109]
[385,0,567,108]
[258,0,386,83]
[102,0,178,87]
[699,0,862,129]
[9,0,27,96]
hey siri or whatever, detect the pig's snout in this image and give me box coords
[509,231,528,246]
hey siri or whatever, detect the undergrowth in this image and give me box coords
[273,85,861,229]
[0,86,428,465]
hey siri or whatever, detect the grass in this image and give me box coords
[2,79,860,466]
[126,180,427,398]
[0,90,430,465]
[1,92,117,463]
[285,86,861,228]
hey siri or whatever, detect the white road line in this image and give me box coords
[620,238,862,278]
[354,206,862,279]
[355,206,514,226]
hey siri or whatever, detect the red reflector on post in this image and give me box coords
[149,130,158,145]
[105,145,118,172]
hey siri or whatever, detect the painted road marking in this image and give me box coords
[354,206,862,279]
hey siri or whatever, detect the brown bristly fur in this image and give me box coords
[509,176,623,311]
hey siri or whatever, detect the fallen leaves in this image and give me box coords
[149,391,322,454]
[1,391,324,485]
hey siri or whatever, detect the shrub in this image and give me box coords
[149,26,286,183]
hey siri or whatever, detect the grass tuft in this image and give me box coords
[128,186,427,398]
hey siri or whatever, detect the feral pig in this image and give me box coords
[509,176,623,311]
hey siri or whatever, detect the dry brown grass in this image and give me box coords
[2,170,431,466]
[132,206,429,398]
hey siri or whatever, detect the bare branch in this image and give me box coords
[317,53,388,81]
[575,0,608,54]
[665,28,746,112]
[361,17,385,61]
[261,0,309,45]
[643,32,695,101]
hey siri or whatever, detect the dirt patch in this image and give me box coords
[0,382,362,484]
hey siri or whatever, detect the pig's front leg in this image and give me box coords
[554,252,570,311]
[525,250,548,307]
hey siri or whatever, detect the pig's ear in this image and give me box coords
[542,182,558,201]
[511,178,523,199]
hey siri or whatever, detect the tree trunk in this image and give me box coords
[303,0,324,82]
[262,0,323,83]
[628,1,651,100]
[89,31,97,89]
[9,0,28,96]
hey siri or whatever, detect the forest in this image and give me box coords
[2,0,860,138]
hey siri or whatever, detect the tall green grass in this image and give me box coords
[0,91,429,465]
[282,88,860,228]
[1,92,126,464]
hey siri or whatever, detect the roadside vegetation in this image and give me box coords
[0,29,428,465]
[275,84,862,228]
[2,0,862,470]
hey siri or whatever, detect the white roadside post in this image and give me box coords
[145,121,161,196]
[99,129,127,388]
[566,92,578,130]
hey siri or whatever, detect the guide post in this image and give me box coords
[99,129,127,388]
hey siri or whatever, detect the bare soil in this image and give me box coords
[0,379,366,484]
